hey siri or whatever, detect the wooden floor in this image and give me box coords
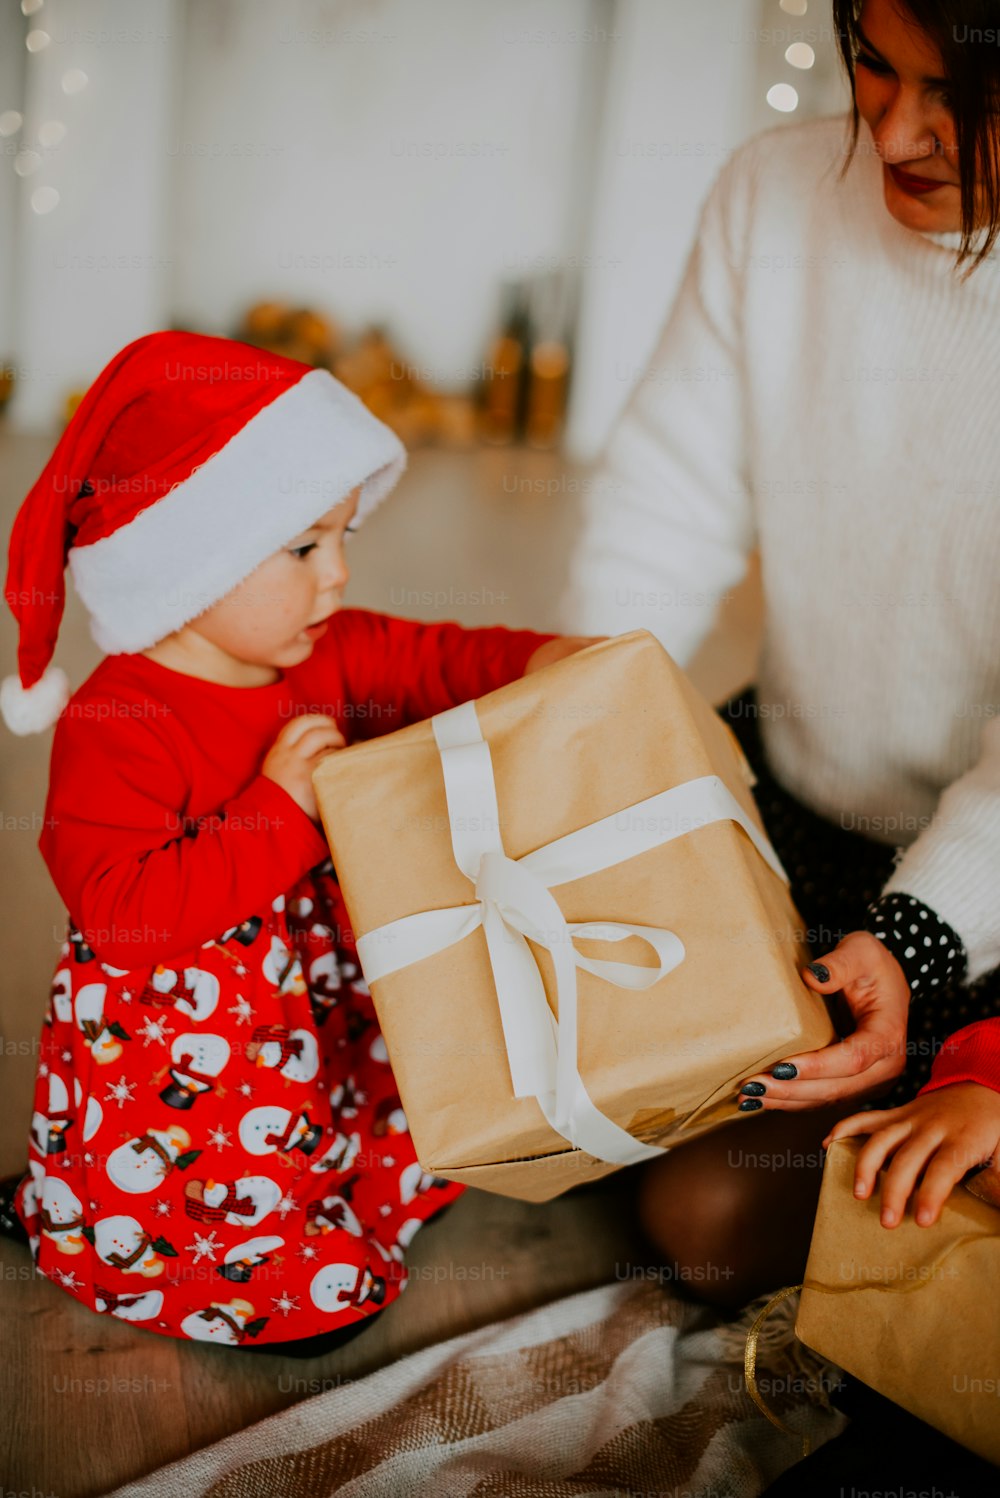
[1,1176,652,1496]
[0,430,762,1495]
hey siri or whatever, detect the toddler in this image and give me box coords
[1,331,583,1353]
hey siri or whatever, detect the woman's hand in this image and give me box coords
[261,712,345,822]
[523,635,607,674]
[737,930,911,1110]
[822,1082,1000,1228]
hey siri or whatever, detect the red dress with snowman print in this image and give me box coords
[16,608,552,1348]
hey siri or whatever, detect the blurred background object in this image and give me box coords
[0,0,849,454]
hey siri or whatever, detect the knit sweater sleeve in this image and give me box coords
[559,145,756,664]
[880,714,1000,983]
[918,1018,1000,1097]
[39,692,329,969]
[326,609,558,735]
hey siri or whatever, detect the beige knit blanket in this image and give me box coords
[104,1281,847,1497]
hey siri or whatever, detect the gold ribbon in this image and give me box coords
[743,1284,809,1458]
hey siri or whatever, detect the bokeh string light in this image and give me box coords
[767,0,818,115]
[2,1,87,218]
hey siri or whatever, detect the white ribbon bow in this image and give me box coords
[356,700,788,1166]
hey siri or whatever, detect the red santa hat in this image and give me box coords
[2,329,406,734]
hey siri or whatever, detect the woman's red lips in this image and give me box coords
[888,163,951,195]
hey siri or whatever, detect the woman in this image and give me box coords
[564,0,1000,1309]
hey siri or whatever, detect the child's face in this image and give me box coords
[188,488,360,675]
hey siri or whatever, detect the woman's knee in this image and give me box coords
[635,1138,756,1306]
[633,1109,840,1309]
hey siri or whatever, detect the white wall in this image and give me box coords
[0,5,24,368]
[169,0,608,385]
[7,0,174,428]
[565,0,851,460]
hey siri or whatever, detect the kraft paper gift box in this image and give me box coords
[796,1139,1000,1466]
[312,629,834,1202]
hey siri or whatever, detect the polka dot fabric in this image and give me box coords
[863,891,966,999]
[721,689,1000,1105]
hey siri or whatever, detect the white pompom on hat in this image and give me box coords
[2,330,407,734]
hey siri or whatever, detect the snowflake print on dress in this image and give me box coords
[136,1014,176,1049]
[270,1289,300,1318]
[226,994,256,1027]
[103,1076,137,1110]
[185,1228,223,1263]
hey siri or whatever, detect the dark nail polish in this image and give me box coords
[738,1097,763,1112]
[740,1081,766,1096]
[807,962,830,983]
[771,1062,798,1080]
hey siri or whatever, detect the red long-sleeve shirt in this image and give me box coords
[40,607,555,970]
[919,1017,1000,1098]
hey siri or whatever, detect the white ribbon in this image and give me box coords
[356,700,789,1167]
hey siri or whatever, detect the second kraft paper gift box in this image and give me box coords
[311,630,835,1202]
[796,1139,1000,1466]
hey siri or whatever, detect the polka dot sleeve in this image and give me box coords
[863,892,967,1000]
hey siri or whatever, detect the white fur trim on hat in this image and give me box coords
[67,369,406,656]
[0,665,71,735]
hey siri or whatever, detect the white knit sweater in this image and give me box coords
[562,112,1000,982]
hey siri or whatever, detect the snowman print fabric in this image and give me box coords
[16,859,461,1347]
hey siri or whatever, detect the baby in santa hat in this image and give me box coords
[0,331,591,1355]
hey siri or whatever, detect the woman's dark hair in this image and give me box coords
[833,0,1000,274]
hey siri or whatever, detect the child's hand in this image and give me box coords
[822,1082,1000,1228]
[524,635,607,674]
[262,713,345,821]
